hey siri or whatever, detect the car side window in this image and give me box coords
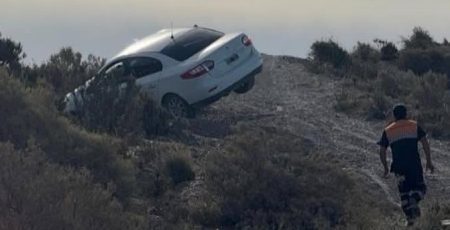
[128,57,163,78]
[104,61,130,80]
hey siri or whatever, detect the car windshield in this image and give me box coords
[161,28,224,61]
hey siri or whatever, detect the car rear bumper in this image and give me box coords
[191,64,263,108]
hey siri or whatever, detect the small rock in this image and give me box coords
[276,106,283,112]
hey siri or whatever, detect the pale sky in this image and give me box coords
[1,0,450,63]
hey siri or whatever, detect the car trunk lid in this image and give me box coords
[193,33,254,78]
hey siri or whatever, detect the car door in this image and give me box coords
[128,57,163,99]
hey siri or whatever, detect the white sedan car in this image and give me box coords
[64,26,263,117]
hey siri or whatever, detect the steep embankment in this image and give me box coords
[187,54,450,225]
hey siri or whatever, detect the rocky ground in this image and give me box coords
[154,54,450,228]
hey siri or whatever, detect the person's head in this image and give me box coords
[393,104,407,120]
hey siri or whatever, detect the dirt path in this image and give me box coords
[192,55,450,218]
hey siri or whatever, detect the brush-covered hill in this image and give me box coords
[1,28,449,229]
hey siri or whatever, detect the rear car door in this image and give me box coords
[129,57,163,99]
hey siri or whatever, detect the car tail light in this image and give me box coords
[242,35,252,46]
[181,61,215,79]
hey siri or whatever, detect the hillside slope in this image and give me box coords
[185,54,450,226]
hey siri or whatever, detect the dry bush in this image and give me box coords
[330,61,450,137]
[165,155,195,185]
[348,60,379,80]
[415,201,450,229]
[0,68,136,200]
[30,47,105,97]
[309,39,351,69]
[199,126,387,229]
[398,27,450,77]
[381,42,399,61]
[411,72,450,138]
[307,29,450,137]
[334,88,361,113]
[133,142,195,198]
[0,143,145,230]
[0,32,25,74]
[73,74,172,137]
[399,47,450,77]
[352,42,380,62]
[403,27,437,50]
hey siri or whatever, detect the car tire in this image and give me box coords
[162,94,195,118]
[234,75,255,94]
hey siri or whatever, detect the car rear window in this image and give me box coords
[161,28,224,61]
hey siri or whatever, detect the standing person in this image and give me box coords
[377,104,435,226]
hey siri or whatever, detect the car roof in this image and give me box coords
[112,28,193,59]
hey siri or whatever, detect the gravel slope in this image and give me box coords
[188,54,450,222]
[152,54,450,229]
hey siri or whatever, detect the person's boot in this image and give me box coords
[405,205,420,227]
[406,217,415,227]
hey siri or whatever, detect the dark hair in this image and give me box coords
[393,104,407,120]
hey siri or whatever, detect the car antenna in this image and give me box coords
[170,22,174,39]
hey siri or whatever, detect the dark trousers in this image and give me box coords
[396,172,427,220]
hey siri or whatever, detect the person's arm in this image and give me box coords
[377,131,390,178]
[420,137,434,173]
[379,146,389,178]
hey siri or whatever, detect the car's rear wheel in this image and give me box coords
[162,94,195,118]
[234,75,255,94]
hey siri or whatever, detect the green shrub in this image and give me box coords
[0,143,144,230]
[381,42,399,61]
[0,68,136,200]
[165,156,195,185]
[403,27,436,50]
[133,142,194,197]
[399,49,434,75]
[398,28,450,77]
[367,90,390,120]
[352,42,380,62]
[349,60,379,80]
[334,89,360,112]
[374,39,399,61]
[330,62,450,137]
[31,47,105,97]
[309,39,351,69]
[411,72,450,138]
[399,47,450,76]
[64,61,173,138]
[0,32,25,74]
[444,38,450,46]
[74,73,171,137]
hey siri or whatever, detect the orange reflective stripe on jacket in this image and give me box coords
[385,120,418,144]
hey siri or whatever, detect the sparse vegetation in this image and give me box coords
[416,201,450,229]
[310,27,450,138]
[72,71,172,137]
[165,155,195,185]
[352,42,380,62]
[374,39,399,61]
[0,32,26,74]
[309,39,351,69]
[1,27,449,229]
[197,127,390,229]
[0,68,136,200]
[0,143,142,230]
